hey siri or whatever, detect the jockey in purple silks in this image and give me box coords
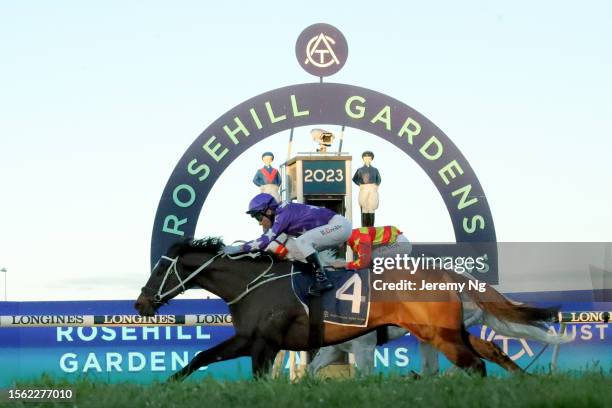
[223,193,352,296]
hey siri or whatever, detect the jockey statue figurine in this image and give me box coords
[352,151,381,227]
[223,193,352,296]
[253,152,281,203]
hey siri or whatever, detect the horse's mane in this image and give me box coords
[169,236,309,264]
[190,236,225,252]
[169,236,226,256]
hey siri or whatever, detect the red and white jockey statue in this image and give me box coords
[252,151,282,203]
[223,193,352,296]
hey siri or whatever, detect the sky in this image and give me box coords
[0,1,611,301]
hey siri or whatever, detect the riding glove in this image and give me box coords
[223,245,242,255]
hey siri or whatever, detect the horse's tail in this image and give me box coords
[447,272,558,327]
[482,312,573,344]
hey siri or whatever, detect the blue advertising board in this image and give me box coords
[0,294,610,386]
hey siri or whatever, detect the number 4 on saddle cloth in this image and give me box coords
[291,262,370,327]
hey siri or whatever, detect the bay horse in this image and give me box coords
[134,237,557,381]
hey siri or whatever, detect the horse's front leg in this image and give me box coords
[251,338,280,378]
[168,335,250,382]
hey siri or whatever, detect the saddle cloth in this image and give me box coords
[291,263,370,327]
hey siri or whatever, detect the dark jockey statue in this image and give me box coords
[253,152,281,203]
[352,151,381,227]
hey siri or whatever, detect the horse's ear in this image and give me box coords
[211,236,225,249]
[165,237,193,258]
[182,237,193,247]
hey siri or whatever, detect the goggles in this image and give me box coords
[250,212,265,222]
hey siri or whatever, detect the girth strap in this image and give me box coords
[308,296,324,348]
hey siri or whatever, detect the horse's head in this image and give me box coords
[134,237,225,316]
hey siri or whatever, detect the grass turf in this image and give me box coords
[7,372,612,408]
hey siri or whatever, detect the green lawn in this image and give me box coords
[7,372,611,408]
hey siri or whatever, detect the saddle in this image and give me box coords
[291,262,370,327]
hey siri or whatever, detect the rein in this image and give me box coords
[225,252,293,305]
[151,250,293,306]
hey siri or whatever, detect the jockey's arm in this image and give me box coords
[264,233,291,259]
[352,169,361,185]
[328,259,349,269]
[347,239,373,270]
[242,213,289,252]
[242,229,278,252]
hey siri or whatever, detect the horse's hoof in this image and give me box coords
[166,374,182,383]
[403,370,421,380]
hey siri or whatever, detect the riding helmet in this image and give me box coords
[247,193,279,214]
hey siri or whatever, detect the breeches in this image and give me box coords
[260,184,280,203]
[294,215,352,258]
[358,184,379,213]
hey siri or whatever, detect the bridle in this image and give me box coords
[144,249,289,306]
[146,253,224,304]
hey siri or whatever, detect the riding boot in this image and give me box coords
[305,252,333,296]
[363,213,373,227]
[370,213,375,226]
[361,212,366,227]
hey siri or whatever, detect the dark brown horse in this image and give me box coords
[134,237,556,381]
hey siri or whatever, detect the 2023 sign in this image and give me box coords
[303,160,346,194]
[304,168,343,183]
